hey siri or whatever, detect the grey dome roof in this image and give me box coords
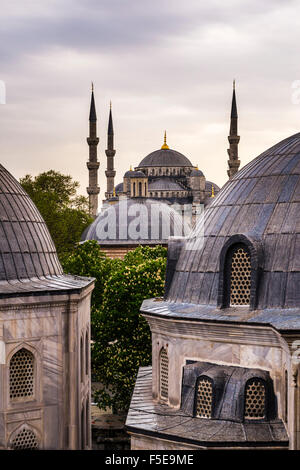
[191,168,204,177]
[124,170,132,178]
[205,180,220,193]
[129,170,145,178]
[81,198,191,244]
[138,148,193,168]
[0,163,62,281]
[0,163,93,297]
[166,132,300,312]
[115,182,123,193]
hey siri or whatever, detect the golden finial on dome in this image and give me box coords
[161,130,169,150]
[196,164,199,170]
[130,165,133,171]
[211,184,215,198]
[113,187,116,197]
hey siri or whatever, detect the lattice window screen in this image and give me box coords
[11,428,38,450]
[10,348,34,400]
[160,348,169,400]
[195,377,213,418]
[230,246,251,306]
[244,379,266,419]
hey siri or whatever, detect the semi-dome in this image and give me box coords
[138,148,193,168]
[163,132,300,321]
[81,198,191,245]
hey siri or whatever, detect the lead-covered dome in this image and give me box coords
[0,163,62,281]
[82,198,191,245]
[166,132,300,312]
[138,148,193,168]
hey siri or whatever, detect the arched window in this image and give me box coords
[244,378,266,419]
[159,348,168,400]
[132,182,136,197]
[226,244,251,306]
[195,376,213,418]
[138,182,142,196]
[11,427,38,450]
[144,182,147,195]
[10,348,34,400]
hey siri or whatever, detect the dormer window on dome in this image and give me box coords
[181,362,277,424]
[218,235,262,310]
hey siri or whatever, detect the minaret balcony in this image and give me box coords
[86,186,100,195]
[87,162,100,170]
[87,137,99,145]
[105,149,116,157]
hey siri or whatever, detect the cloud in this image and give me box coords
[1,0,300,201]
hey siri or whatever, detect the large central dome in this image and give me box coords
[138,148,193,168]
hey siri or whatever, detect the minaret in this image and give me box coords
[105,102,116,199]
[227,80,240,178]
[86,83,100,218]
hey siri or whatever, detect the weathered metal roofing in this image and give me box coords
[0,163,63,281]
[125,367,288,448]
[165,132,300,311]
[0,163,93,295]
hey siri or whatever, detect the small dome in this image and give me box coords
[129,170,146,178]
[115,182,123,193]
[205,181,220,192]
[138,148,193,168]
[191,168,204,177]
[124,170,132,178]
[81,198,191,244]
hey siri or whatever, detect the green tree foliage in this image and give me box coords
[20,170,93,259]
[63,242,167,412]
[62,240,122,306]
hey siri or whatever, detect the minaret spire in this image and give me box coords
[227,80,240,178]
[86,84,100,218]
[105,102,116,199]
[161,130,169,150]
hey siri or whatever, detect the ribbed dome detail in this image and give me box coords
[167,132,300,310]
[0,164,62,281]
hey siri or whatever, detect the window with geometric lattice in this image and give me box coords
[195,376,213,418]
[244,378,266,419]
[159,348,169,400]
[229,245,251,306]
[9,348,34,400]
[11,428,38,450]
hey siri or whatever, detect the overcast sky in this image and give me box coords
[1,0,300,201]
